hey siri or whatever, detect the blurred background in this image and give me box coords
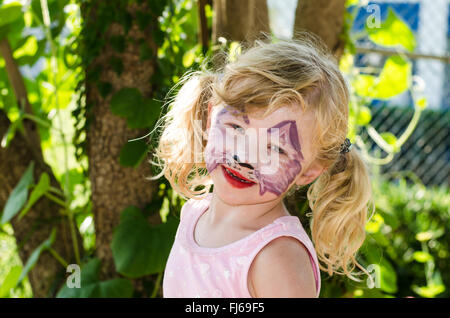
[0,0,448,298]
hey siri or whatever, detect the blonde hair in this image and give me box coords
[150,33,374,281]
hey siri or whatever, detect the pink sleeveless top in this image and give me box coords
[162,193,321,298]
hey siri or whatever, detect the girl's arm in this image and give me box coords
[248,236,317,298]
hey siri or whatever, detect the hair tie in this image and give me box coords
[340,138,352,154]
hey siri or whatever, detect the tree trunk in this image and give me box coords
[83,1,159,284]
[212,0,270,46]
[0,110,83,297]
[294,0,347,59]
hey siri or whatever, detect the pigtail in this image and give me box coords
[307,148,374,281]
[149,71,216,200]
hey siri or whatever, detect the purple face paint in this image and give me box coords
[255,120,304,196]
[204,105,304,197]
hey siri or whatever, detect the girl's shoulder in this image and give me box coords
[248,234,318,297]
[180,192,213,221]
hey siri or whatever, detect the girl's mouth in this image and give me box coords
[221,165,256,189]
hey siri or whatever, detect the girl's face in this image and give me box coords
[205,103,318,205]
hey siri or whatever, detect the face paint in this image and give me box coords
[205,105,304,197]
[255,120,304,196]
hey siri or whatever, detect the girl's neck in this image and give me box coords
[205,190,290,230]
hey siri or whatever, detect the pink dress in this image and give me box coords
[162,192,321,298]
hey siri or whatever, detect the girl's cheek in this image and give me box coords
[257,157,302,196]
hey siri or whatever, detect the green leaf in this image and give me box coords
[412,251,433,263]
[416,97,427,110]
[139,43,153,61]
[365,213,383,233]
[119,139,149,168]
[378,259,398,294]
[376,56,411,98]
[413,272,446,298]
[182,48,196,68]
[110,88,142,118]
[126,98,160,129]
[0,3,22,28]
[56,258,133,298]
[148,0,167,17]
[109,56,124,76]
[109,35,125,53]
[353,74,376,97]
[346,0,359,7]
[364,249,397,294]
[0,265,22,297]
[415,228,444,242]
[380,132,398,152]
[354,56,411,99]
[18,172,50,220]
[1,113,24,148]
[18,228,56,284]
[13,35,38,60]
[413,283,445,298]
[1,161,35,225]
[356,106,372,126]
[96,81,112,98]
[366,7,416,52]
[95,279,134,298]
[111,206,179,278]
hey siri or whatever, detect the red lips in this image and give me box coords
[221,165,256,189]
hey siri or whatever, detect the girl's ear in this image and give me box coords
[295,162,325,186]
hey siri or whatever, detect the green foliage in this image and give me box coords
[1,0,443,299]
[0,0,88,297]
[353,55,411,100]
[0,2,22,29]
[1,161,35,225]
[111,206,178,278]
[0,223,33,297]
[110,87,161,129]
[119,139,149,168]
[0,265,22,297]
[18,228,56,284]
[342,4,422,166]
[56,258,133,298]
[366,7,416,52]
[321,177,449,298]
[18,172,50,220]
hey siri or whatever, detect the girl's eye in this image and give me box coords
[229,123,245,134]
[269,144,286,155]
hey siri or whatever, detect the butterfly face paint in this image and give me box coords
[205,105,304,197]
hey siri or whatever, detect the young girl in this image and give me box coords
[151,34,373,298]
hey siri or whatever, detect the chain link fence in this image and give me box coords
[351,0,449,186]
[268,0,450,186]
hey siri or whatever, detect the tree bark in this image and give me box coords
[83,1,159,284]
[0,110,83,297]
[212,0,270,46]
[0,39,43,163]
[294,0,347,59]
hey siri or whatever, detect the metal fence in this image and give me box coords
[351,0,449,186]
[268,0,450,186]
[361,105,450,186]
[352,0,449,110]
